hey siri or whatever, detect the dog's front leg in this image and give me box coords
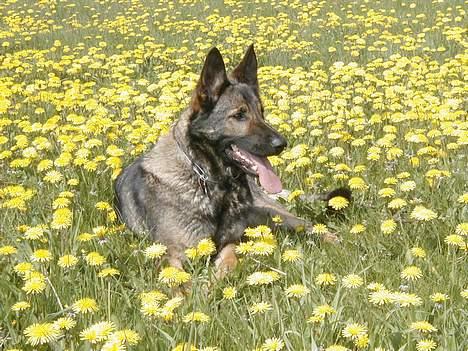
[214,244,238,279]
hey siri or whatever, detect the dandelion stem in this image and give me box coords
[46,277,63,310]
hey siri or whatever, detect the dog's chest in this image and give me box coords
[197,177,252,220]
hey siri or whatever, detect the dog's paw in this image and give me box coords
[214,255,238,280]
[214,244,238,280]
[321,231,341,244]
[302,224,341,244]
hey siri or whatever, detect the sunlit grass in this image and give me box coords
[0,0,467,350]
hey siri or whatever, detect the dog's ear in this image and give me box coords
[191,47,229,114]
[231,44,258,91]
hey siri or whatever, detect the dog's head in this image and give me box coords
[189,45,287,194]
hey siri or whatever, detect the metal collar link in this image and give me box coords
[172,125,217,197]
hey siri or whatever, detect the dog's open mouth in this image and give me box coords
[226,144,282,194]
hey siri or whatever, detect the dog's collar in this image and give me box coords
[172,125,217,197]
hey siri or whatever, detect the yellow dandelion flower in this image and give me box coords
[85,251,106,266]
[410,321,437,333]
[400,180,416,192]
[24,322,61,346]
[24,226,45,240]
[350,224,366,234]
[430,292,449,303]
[312,223,329,234]
[378,187,395,198]
[160,296,184,320]
[342,323,367,340]
[348,177,368,190]
[410,206,437,221]
[140,302,161,317]
[51,208,72,229]
[236,241,255,255]
[384,177,398,185]
[144,243,167,259]
[43,170,63,184]
[444,234,464,247]
[381,219,397,234]
[159,266,191,287]
[110,329,141,345]
[354,334,369,348]
[410,247,426,258]
[329,146,345,157]
[54,317,76,330]
[251,239,277,256]
[328,196,349,210]
[388,198,407,210]
[31,249,52,262]
[140,290,167,305]
[22,276,46,295]
[0,245,17,256]
[342,274,364,288]
[285,284,310,298]
[401,266,423,281]
[457,193,468,204]
[72,298,99,314]
[460,289,468,299]
[185,247,198,260]
[222,287,237,300]
[313,304,336,318]
[95,201,112,211]
[247,271,281,286]
[98,267,120,278]
[307,315,324,323]
[14,262,33,275]
[249,301,273,314]
[368,290,393,306]
[244,225,272,238]
[416,339,437,351]
[68,178,79,186]
[261,337,284,351]
[37,159,53,172]
[315,273,336,286]
[172,343,197,351]
[196,238,216,257]
[281,249,302,262]
[455,222,468,236]
[58,254,79,268]
[101,339,126,351]
[182,311,210,323]
[287,189,304,202]
[79,321,115,343]
[53,197,70,209]
[11,301,31,311]
[392,292,423,307]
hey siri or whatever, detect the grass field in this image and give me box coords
[0,0,467,350]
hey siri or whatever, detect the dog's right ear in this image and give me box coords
[191,47,229,115]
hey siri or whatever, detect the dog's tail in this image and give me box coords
[322,187,352,202]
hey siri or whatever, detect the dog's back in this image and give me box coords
[115,156,149,234]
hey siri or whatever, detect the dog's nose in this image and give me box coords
[271,135,287,153]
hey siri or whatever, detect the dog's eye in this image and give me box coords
[233,112,247,121]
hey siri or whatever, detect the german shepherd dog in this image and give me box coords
[115,45,350,278]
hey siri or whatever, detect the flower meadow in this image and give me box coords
[0,0,467,350]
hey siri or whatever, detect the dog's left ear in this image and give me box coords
[231,44,259,91]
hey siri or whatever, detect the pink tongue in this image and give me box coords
[241,151,283,194]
